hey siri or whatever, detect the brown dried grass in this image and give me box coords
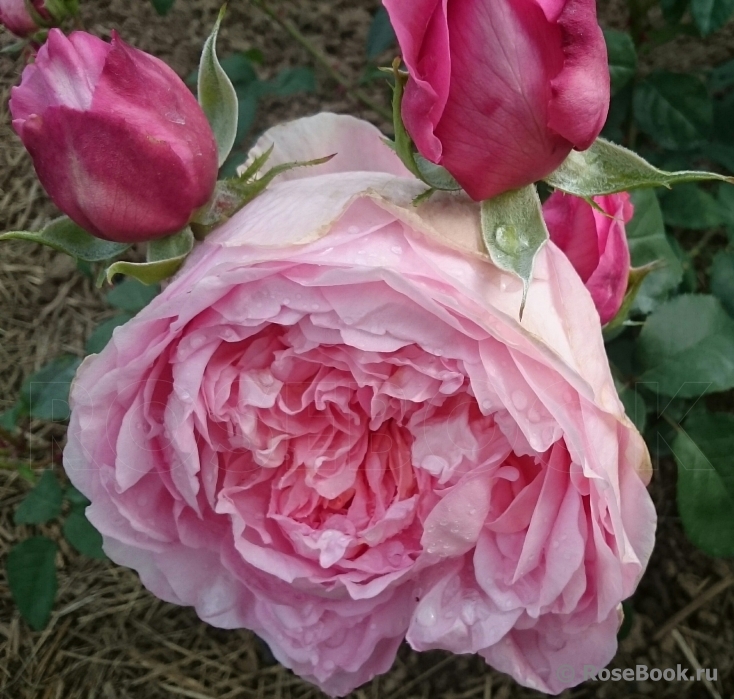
[1,1,733,698]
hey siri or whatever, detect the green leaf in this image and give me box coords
[660,183,724,229]
[0,403,21,430]
[85,314,133,355]
[661,0,690,23]
[106,278,159,313]
[711,250,734,317]
[544,138,731,198]
[711,92,734,147]
[674,411,734,557]
[690,0,734,35]
[633,72,712,150]
[480,185,548,318]
[669,237,697,293]
[602,85,633,143]
[233,85,260,145]
[625,189,684,314]
[366,6,396,59]
[263,67,316,96]
[63,508,106,559]
[615,379,648,433]
[7,537,58,630]
[20,355,82,421]
[636,294,734,397]
[717,181,734,234]
[0,217,130,262]
[150,0,175,15]
[243,48,264,64]
[198,7,238,167]
[710,57,734,91]
[105,228,194,285]
[603,29,637,95]
[14,470,63,525]
[218,53,258,86]
[360,64,387,85]
[220,150,248,178]
[65,486,90,507]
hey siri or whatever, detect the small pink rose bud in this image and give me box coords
[10,29,219,243]
[384,0,610,202]
[0,0,49,37]
[543,191,633,324]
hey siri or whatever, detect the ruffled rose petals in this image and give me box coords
[63,114,656,697]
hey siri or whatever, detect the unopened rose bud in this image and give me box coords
[10,29,219,243]
[0,0,49,37]
[384,0,610,202]
[543,192,633,324]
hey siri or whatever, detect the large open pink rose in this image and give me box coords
[64,114,655,696]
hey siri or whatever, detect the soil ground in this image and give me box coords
[0,1,733,698]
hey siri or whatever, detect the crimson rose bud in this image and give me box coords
[543,191,633,324]
[383,0,610,202]
[10,30,219,243]
[0,0,48,37]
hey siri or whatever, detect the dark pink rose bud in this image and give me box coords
[10,30,219,243]
[383,0,610,202]
[0,0,48,37]
[543,191,633,324]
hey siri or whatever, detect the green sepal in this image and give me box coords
[603,262,662,336]
[387,60,460,192]
[192,152,335,234]
[104,228,194,285]
[0,217,130,263]
[480,185,549,318]
[198,5,239,167]
[544,137,733,198]
[41,0,77,22]
[388,59,421,179]
[414,155,461,192]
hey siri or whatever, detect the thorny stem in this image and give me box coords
[250,0,392,122]
[688,228,723,259]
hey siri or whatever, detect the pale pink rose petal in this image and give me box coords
[64,114,654,697]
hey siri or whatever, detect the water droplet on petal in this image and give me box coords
[417,606,437,627]
[391,245,403,255]
[511,390,528,411]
